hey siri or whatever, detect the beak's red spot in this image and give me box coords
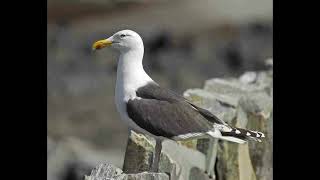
[96,44,102,49]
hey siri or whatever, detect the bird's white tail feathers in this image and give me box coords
[207,124,265,144]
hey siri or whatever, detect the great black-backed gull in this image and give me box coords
[92,30,265,172]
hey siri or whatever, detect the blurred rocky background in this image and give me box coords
[47,0,272,180]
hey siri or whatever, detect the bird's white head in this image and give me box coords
[92,30,144,53]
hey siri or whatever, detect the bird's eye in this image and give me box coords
[120,34,126,38]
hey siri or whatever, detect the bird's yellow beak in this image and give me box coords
[92,39,113,50]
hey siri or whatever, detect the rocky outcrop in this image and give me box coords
[47,136,123,180]
[85,59,273,180]
[184,59,273,180]
[85,163,169,180]
[123,131,207,180]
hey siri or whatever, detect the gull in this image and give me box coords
[92,30,265,172]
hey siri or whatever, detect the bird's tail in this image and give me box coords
[207,124,265,144]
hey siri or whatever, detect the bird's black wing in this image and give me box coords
[127,98,212,138]
[126,83,229,138]
[135,82,226,125]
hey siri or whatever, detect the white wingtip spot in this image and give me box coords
[246,132,251,136]
[235,129,241,134]
[259,132,265,137]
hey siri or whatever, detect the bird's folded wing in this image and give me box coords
[136,82,226,125]
[126,98,212,138]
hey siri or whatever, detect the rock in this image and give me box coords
[239,71,257,84]
[123,131,208,180]
[215,105,257,180]
[85,162,169,180]
[122,132,154,173]
[183,61,272,180]
[196,138,219,179]
[184,86,238,180]
[189,167,212,180]
[47,136,123,180]
[125,172,169,180]
[214,88,272,180]
[241,96,272,180]
[84,163,125,180]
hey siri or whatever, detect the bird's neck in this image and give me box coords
[116,49,153,94]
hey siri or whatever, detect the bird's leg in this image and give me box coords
[204,138,218,179]
[151,139,162,172]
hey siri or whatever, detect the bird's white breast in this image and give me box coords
[115,79,155,136]
[114,52,154,135]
